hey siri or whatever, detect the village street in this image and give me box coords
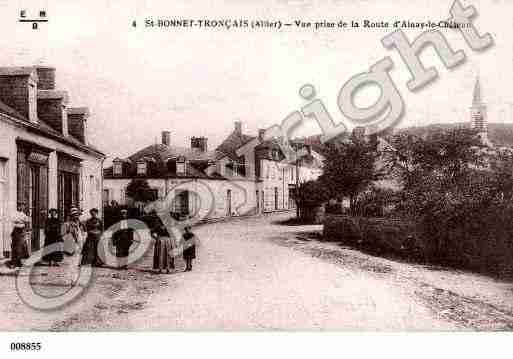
[2,213,513,331]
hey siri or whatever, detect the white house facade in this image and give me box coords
[103,122,323,220]
[0,66,105,257]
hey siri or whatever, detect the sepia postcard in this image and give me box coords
[0,0,512,356]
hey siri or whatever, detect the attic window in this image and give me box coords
[113,161,122,176]
[176,156,186,175]
[137,160,147,175]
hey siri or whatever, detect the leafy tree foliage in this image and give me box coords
[319,137,385,214]
[292,180,329,220]
[125,179,156,203]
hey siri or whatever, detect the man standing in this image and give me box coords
[112,209,134,270]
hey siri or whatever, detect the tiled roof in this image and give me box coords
[129,144,219,163]
[215,130,256,159]
[37,90,69,102]
[68,107,89,115]
[0,99,26,121]
[0,98,104,157]
[0,66,37,77]
[104,143,224,179]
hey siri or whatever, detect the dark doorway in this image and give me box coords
[57,154,81,221]
[58,172,79,221]
[174,190,189,217]
[227,189,232,216]
[17,143,49,251]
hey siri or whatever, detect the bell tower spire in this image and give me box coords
[470,75,489,145]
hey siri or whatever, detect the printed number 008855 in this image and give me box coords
[10,342,42,351]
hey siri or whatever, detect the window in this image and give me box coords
[167,160,177,173]
[0,159,7,181]
[176,158,186,175]
[113,161,122,176]
[137,161,147,175]
[103,189,110,205]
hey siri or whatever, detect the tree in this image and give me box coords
[389,128,488,259]
[319,137,384,214]
[389,128,483,190]
[293,180,329,221]
[125,179,156,203]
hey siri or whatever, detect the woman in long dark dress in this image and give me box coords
[43,208,64,266]
[80,208,103,267]
[9,220,27,268]
[182,225,196,272]
[151,220,174,274]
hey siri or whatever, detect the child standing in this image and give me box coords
[182,225,196,272]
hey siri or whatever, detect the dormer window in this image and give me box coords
[137,160,147,176]
[113,159,123,176]
[272,149,280,161]
[176,156,186,175]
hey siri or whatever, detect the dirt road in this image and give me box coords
[2,213,513,330]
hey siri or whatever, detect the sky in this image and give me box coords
[2,0,512,162]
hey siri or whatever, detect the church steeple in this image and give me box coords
[470,75,489,145]
[472,77,481,105]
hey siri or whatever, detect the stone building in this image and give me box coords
[0,66,105,257]
[103,121,323,220]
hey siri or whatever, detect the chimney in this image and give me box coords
[258,129,265,142]
[67,107,89,143]
[234,121,242,135]
[35,66,56,90]
[162,131,171,146]
[351,126,366,142]
[191,136,208,152]
[37,90,69,136]
[0,67,39,123]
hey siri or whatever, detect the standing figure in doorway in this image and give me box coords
[112,209,134,270]
[80,208,103,267]
[42,208,64,266]
[182,225,196,272]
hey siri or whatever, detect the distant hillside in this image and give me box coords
[395,123,513,147]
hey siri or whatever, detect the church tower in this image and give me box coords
[470,77,489,144]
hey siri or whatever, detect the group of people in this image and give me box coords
[8,207,197,274]
[151,219,196,273]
